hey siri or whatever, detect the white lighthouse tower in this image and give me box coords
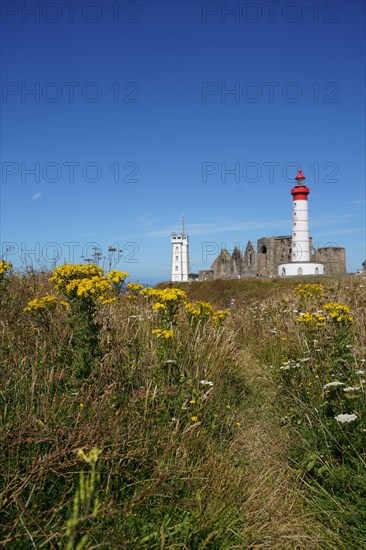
[171,219,189,282]
[278,169,324,277]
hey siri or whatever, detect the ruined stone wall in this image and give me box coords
[243,242,257,276]
[198,238,346,280]
[314,247,346,275]
[210,249,233,279]
[257,237,292,277]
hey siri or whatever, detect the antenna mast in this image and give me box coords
[180,213,185,236]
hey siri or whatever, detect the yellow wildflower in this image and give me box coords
[0,260,12,277]
[323,302,354,324]
[294,283,324,298]
[107,270,129,285]
[152,328,174,339]
[49,263,127,304]
[212,309,229,323]
[24,295,59,313]
[152,302,167,311]
[126,282,143,291]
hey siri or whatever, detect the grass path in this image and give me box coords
[235,351,338,549]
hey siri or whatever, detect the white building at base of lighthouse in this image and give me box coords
[278,262,324,277]
[171,233,189,282]
[278,168,324,277]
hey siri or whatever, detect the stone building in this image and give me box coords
[199,237,346,280]
[313,247,347,276]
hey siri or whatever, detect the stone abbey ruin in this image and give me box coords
[199,236,346,280]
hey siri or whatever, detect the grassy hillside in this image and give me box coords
[1,263,365,548]
[157,276,344,308]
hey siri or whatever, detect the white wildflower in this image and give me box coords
[200,380,214,387]
[356,370,365,375]
[323,381,344,389]
[335,413,357,424]
[343,386,360,393]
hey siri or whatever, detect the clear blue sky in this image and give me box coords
[1,0,365,284]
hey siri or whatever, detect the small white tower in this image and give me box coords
[171,219,189,282]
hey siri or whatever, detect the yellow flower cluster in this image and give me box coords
[141,287,187,322]
[49,263,129,304]
[297,312,326,328]
[106,270,129,285]
[141,286,229,327]
[152,328,174,339]
[0,260,12,277]
[126,282,143,291]
[297,302,354,328]
[152,302,167,311]
[66,276,113,301]
[212,309,229,323]
[24,295,68,313]
[141,287,187,303]
[126,282,144,301]
[185,300,213,319]
[294,283,324,298]
[323,302,354,324]
[50,264,104,291]
[185,301,229,324]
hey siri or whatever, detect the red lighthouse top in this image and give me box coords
[295,169,306,182]
[291,169,310,201]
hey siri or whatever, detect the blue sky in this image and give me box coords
[1,0,365,283]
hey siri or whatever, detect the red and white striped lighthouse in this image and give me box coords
[291,169,310,262]
[278,169,324,277]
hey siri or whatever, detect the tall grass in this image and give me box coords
[230,277,366,549]
[0,269,250,548]
[1,268,365,548]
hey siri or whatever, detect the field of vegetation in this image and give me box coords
[1,260,366,548]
